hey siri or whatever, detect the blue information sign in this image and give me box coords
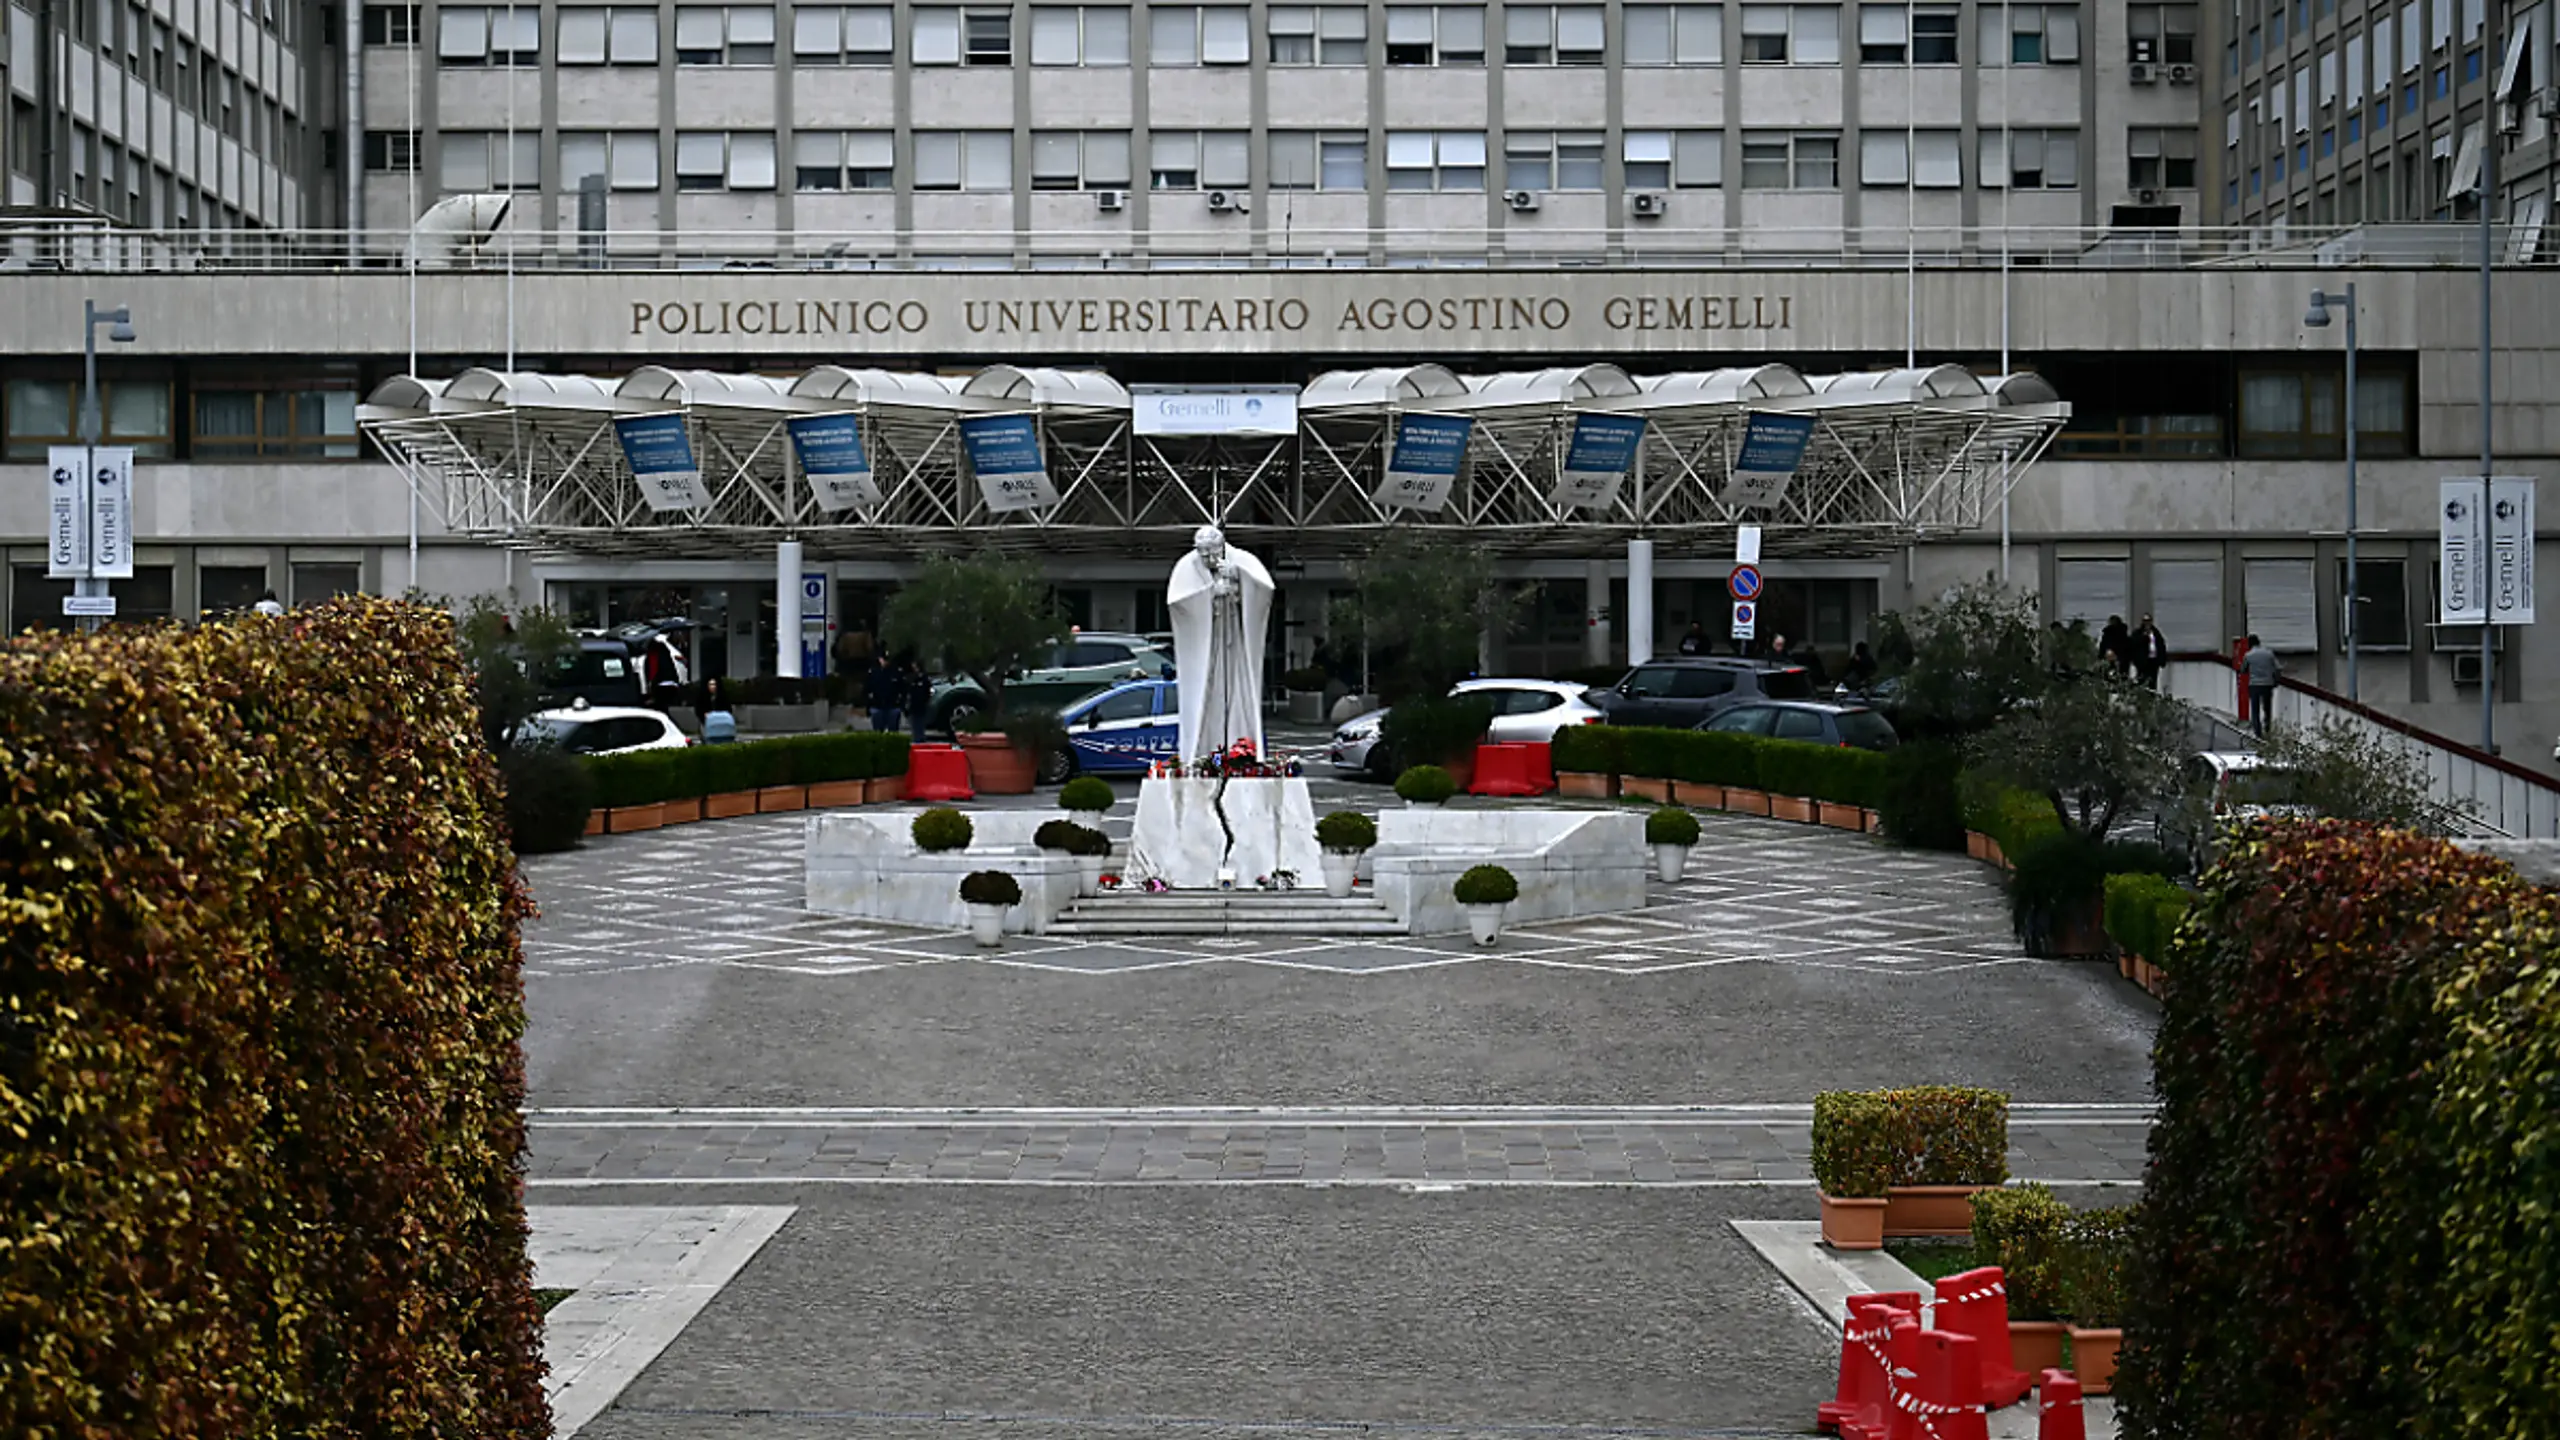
[1556,413,1647,509]
[613,413,713,512]
[960,413,1061,512]
[1379,413,1474,511]
[1728,412,1816,508]
[787,413,881,510]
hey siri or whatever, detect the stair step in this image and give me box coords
[1047,919,1408,938]
[1056,890,1403,937]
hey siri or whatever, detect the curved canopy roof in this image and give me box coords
[789,366,971,408]
[617,367,797,410]
[1459,365,1642,409]
[357,375,457,421]
[962,365,1130,408]
[1630,365,1818,408]
[443,369,631,411]
[1301,364,1469,409]
[1807,365,1987,406]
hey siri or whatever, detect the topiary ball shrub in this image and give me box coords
[499,744,594,854]
[1066,823,1113,858]
[1452,863,1519,906]
[1395,764,1458,804]
[1059,775,1115,814]
[1646,806,1702,848]
[1970,1182,2074,1321]
[958,868,1022,907]
[1034,818,1082,852]
[1315,810,1378,853]
[912,806,973,852]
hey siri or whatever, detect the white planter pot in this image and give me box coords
[1653,843,1691,883]
[1320,851,1359,898]
[1076,855,1106,897]
[1466,903,1505,946]
[967,902,1007,947]
[1405,798,1442,810]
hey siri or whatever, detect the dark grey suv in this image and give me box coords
[1588,658,1816,728]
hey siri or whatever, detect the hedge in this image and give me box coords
[0,600,545,1439]
[1594,726,1884,806]
[2101,871,2190,964]
[585,729,910,810]
[1810,1086,2010,1197]
[1548,722,1620,775]
[2116,822,2560,1439]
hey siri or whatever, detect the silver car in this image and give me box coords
[1329,678,1604,780]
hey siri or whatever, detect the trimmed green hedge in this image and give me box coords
[1594,726,1884,807]
[2102,871,2190,964]
[2118,821,2560,1438]
[1970,1184,2075,1322]
[585,730,910,809]
[0,599,546,1438]
[1811,1086,2011,1198]
[1548,722,1620,774]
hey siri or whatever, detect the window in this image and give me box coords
[560,130,662,189]
[2338,558,2411,649]
[2124,2,2194,64]
[192,384,360,459]
[2243,559,2318,652]
[1149,131,1249,190]
[2128,127,2198,188]
[1742,4,1837,62]
[1741,130,1839,187]
[363,129,419,172]
[2,378,174,460]
[2237,359,2414,459]
[913,130,1014,190]
[1029,5,1129,63]
[9,101,38,179]
[794,131,896,189]
[1384,5,1486,63]
[1267,5,1366,62]
[362,2,418,44]
[199,566,271,617]
[1859,4,1954,62]
[1859,129,1961,185]
[439,131,539,190]
[1504,4,1603,63]
[1385,130,1487,190]
[795,6,895,62]
[672,131,776,189]
[291,564,364,605]
[1623,5,1719,63]
[438,5,539,64]
[1269,131,1368,188]
[912,6,1010,62]
[1149,6,1250,63]
[558,6,660,62]
[1624,130,1719,187]
[1503,132,1603,190]
[1029,130,1131,189]
[1977,128,2078,188]
[1981,2,2076,63]
[674,5,775,63]
[2055,558,2130,627]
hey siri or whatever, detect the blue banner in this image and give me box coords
[1727,411,1817,509]
[1378,413,1474,511]
[1555,413,1647,509]
[787,413,881,510]
[960,413,1060,513]
[613,413,714,512]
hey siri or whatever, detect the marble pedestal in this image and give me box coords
[1128,776,1325,889]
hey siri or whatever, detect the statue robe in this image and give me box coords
[1166,543,1275,765]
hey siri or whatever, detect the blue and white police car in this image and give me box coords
[1038,678,1181,783]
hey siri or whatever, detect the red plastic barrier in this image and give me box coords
[1932,1267,2034,1409]
[1818,1293,1921,1435]
[2036,1370,2086,1440]
[1907,1330,1988,1440]
[902,743,975,801]
[1468,742,1553,797]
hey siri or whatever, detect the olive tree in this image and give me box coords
[1326,532,1530,703]
[1876,577,2094,738]
[878,551,1066,720]
[1968,675,2192,842]
[2254,716,2470,833]
[454,594,576,749]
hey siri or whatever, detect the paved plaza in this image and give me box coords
[521,779,2159,1437]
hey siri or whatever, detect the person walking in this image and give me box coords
[902,659,933,742]
[864,653,903,734]
[1843,641,1879,691]
[2099,615,2132,677]
[2134,615,2169,689]
[698,677,737,744]
[253,589,285,617]
[2242,633,2281,738]
[1677,621,1709,656]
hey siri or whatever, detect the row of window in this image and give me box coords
[6,107,263,230]
[9,563,365,635]
[66,1,292,155]
[2055,555,2427,654]
[1,378,361,461]
[2051,353,2415,460]
[390,125,2143,193]
[400,1,2094,69]
[2234,0,2482,76]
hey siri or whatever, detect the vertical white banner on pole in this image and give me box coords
[2489,475,2536,625]
[46,446,91,579]
[2439,478,2487,624]
[89,446,135,579]
[1736,524,1763,567]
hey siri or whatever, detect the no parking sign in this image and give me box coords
[1731,600,1757,640]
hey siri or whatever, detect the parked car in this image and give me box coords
[927,631,1176,735]
[1700,700,1901,750]
[2158,751,2315,868]
[542,637,649,709]
[1586,657,1817,728]
[1038,678,1180,782]
[1328,677,1604,780]
[514,702,691,756]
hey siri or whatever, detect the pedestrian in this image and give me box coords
[2242,633,2281,738]
[1843,641,1879,690]
[253,589,285,617]
[1677,621,1709,656]
[902,659,933,742]
[699,677,737,744]
[2100,615,2132,677]
[1768,634,1791,663]
[1796,643,1829,685]
[2134,614,2169,689]
[864,653,903,734]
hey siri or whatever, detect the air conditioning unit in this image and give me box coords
[2167,62,2199,84]
[2136,187,2163,203]
[2539,85,2560,120]
[2453,651,2485,686]
[1206,189,1244,213]
[1630,191,1667,218]
[1505,188,1542,212]
[2129,61,2159,84]
[1094,189,1126,212]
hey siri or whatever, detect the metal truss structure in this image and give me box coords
[359,361,2067,561]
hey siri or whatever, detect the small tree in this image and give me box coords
[454,594,576,749]
[878,551,1066,720]
[1968,675,2190,841]
[1876,577,2089,738]
[2254,716,2471,833]
[1326,532,1529,702]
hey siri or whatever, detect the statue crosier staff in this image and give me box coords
[1166,524,1275,767]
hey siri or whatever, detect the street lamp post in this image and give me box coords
[77,299,137,632]
[2305,282,2359,702]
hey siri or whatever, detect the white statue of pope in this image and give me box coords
[1166,524,1275,765]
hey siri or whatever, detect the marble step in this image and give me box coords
[1050,893,1404,938]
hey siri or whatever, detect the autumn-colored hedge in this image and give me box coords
[0,601,546,1439]
[2117,821,2560,1438]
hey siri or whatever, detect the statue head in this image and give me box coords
[1192,524,1227,566]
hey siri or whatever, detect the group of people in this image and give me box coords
[1674,621,1879,689]
[2094,614,2173,688]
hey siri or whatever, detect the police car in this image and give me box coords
[1038,678,1180,782]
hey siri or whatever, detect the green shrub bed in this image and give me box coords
[0,600,546,1438]
[2119,821,2560,1438]
[1596,726,1883,805]
[2102,871,2190,964]
[585,729,910,809]
[1811,1086,2011,1197]
[1548,722,1620,775]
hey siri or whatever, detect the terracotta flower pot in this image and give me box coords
[659,797,703,825]
[1770,795,1817,824]
[865,775,905,803]
[1883,1184,1988,1238]
[958,732,1037,795]
[606,803,663,833]
[2009,1321,2068,1378]
[1966,831,1991,861]
[1818,801,1865,830]
[2068,1327,2122,1394]
[757,784,807,813]
[1556,770,1615,799]
[1622,775,1672,803]
[1672,780,1724,808]
[1819,1193,1888,1249]
[806,779,866,809]
[1864,808,1885,833]
[1723,788,1771,816]
[706,790,758,820]
[2118,951,2137,979]
[583,811,605,837]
